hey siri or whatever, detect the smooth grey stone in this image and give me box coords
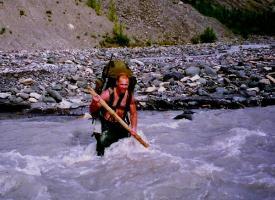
[17,93,29,99]
[203,66,217,77]
[47,89,62,102]
[173,110,194,120]
[185,66,201,76]
[43,96,57,103]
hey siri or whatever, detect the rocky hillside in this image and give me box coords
[0,0,232,50]
[101,0,231,45]
[0,0,113,50]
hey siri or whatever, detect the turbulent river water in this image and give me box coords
[0,106,275,200]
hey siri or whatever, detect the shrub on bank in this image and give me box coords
[200,27,217,43]
[100,22,130,47]
[86,0,101,15]
[191,27,217,44]
[0,27,6,35]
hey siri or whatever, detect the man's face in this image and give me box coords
[117,77,129,93]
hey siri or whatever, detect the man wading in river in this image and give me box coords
[89,73,137,156]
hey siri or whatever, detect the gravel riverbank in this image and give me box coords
[0,42,274,115]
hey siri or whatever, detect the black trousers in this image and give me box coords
[96,119,130,156]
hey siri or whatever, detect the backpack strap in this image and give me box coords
[123,91,132,124]
[108,88,115,109]
[102,67,111,91]
[115,93,125,109]
[125,91,132,113]
[106,88,131,123]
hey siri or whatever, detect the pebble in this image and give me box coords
[28,97,38,103]
[19,78,35,85]
[30,92,41,100]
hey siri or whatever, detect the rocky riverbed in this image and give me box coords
[0,42,274,115]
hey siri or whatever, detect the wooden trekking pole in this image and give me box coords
[86,86,149,148]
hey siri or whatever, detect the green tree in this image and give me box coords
[113,21,130,46]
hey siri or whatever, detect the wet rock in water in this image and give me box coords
[173,110,195,120]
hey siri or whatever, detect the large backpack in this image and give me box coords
[95,59,137,95]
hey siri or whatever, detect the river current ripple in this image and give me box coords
[0,106,275,200]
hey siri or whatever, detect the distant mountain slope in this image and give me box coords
[0,0,234,50]
[183,0,275,35]
[0,0,113,50]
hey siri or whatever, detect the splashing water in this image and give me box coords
[0,106,275,200]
